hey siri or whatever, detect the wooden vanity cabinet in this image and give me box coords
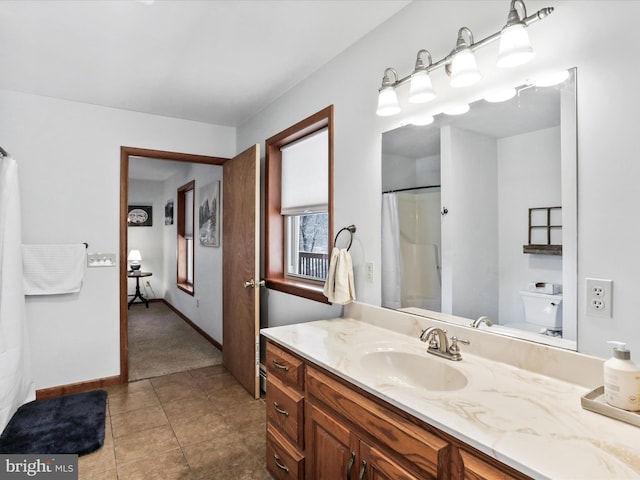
[265,340,530,480]
[265,342,305,480]
[306,365,448,480]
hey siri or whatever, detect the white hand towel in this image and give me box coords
[323,247,356,305]
[22,244,86,295]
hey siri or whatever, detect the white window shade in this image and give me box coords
[281,128,328,215]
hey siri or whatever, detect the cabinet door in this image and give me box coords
[307,403,358,480]
[360,441,428,480]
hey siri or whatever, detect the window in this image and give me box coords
[265,106,333,303]
[286,212,329,280]
[177,180,195,294]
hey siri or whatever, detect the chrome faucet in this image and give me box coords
[470,316,493,328]
[419,327,470,361]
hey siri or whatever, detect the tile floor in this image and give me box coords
[79,365,273,479]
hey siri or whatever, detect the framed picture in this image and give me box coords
[199,181,220,247]
[164,200,174,225]
[128,205,152,227]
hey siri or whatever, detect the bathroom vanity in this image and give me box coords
[262,303,640,479]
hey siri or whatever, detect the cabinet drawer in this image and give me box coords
[458,449,521,480]
[307,366,450,479]
[266,376,304,448]
[266,341,304,389]
[266,424,304,480]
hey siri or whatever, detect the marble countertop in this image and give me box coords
[261,317,640,479]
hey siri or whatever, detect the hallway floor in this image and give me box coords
[79,365,272,479]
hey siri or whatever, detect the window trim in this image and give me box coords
[177,180,195,295]
[265,105,334,303]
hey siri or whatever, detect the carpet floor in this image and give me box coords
[128,302,222,381]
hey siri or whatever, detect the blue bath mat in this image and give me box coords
[0,390,107,456]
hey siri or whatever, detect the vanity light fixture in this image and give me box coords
[449,28,482,88]
[376,68,401,116]
[376,0,553,116]
[497,0,536,68]
[409,50,436,103]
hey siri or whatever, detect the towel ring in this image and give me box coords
[334,225,356,251]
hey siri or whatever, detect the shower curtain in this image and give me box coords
[0,155,35,433]
[381,193,402,308]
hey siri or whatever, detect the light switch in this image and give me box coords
[87,253,116,267]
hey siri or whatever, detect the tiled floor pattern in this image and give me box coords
[80,365,273,479]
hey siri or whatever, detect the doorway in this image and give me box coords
[119,147,228,383]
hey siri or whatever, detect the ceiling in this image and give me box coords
[0,0,410,127]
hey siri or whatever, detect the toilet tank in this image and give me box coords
[519,291,563,328]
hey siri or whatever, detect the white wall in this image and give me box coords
[163,163,224,343]
[416,154,441,187]
[498,127,563,329]
[441,126,498,320]
[382,153,440,192]
[0,89,235,390]
[238,0,640,358]
[381,153,415,192]
[127,179,166,298]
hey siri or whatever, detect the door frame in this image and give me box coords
[119,146,228,383]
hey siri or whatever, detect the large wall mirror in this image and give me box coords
[381,68,577,350]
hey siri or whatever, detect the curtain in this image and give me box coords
[0,156,35,433]
[381,193,402,309]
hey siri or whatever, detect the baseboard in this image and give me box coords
[36,375,121,400]
[162,299,223,351]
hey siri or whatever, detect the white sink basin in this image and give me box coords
[361,350,468,391]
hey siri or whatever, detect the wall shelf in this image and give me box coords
[523,244,562,255]
[524,206,562,256]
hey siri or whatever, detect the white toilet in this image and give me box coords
[519,290,563,334]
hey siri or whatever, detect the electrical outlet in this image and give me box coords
[365,262,374,282]
[586,278,612,318]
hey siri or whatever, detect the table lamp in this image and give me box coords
[128,249,142,271]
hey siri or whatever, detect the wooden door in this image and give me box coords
[223,144,260,398]
[307,403,357,480]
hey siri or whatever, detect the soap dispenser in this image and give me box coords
[603,341,640,411]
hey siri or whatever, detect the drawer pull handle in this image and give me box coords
[273,402,289,416]
[346,452,355,479]
[274,454,289,472]
[273,360,290,371]
[358,460,367,480]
